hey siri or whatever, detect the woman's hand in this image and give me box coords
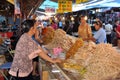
[52,58,62,63]
[38,46,62,64]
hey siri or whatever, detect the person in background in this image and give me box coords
[0,38,11,54]
[104,20,113,43]
[9,20,61,80]
[116,25,120,38]
[112,19,119,46]
[2,20,6,28]
[113,19,119,34]
[51,20,58,30]
[63,19,70,32]
[42,20,48,28]
[115,24,120,46]
[78,15,92,41]
[87,21,107,44]
[58,19,63,29]
[12,25,18,31]
[72,16,79,33]
[66,20,73,35]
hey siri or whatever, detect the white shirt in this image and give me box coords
[105,23,113,35]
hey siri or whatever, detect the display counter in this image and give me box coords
[39,58,81,80]
[39,45,120,80]
[40,28,120,80]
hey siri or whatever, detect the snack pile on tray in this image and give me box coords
[45,29,77,53]
[65,42,120,80]
[44,28,120,80]
[42,27,55,44]
[65,38,84,59]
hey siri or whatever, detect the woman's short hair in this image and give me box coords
[94,20,103,27]
[21,19,36,33]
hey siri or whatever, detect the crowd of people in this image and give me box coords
[36,15,120,46]
[45,14,118,45]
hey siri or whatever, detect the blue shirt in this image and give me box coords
[93,28,107,44]
[43,21,47,27]
[59,21,62,27]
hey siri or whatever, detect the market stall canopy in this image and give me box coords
[38,0,120,13]
[73,0,120,11]
[1,0,120,17]
[86,0,120,9]
[100,2,120,7]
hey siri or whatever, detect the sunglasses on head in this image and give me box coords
[95,21,101,25]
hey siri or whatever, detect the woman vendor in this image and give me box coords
[87,20,107,44]
[78,15,92,41]
[9,19,61,80]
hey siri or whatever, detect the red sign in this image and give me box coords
[45,7,55,13]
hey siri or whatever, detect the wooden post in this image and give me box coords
[27,0,44,18]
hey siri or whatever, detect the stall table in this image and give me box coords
[39,59,81,80]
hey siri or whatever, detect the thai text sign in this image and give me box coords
[76,0,88,4]
[57,0,72,13]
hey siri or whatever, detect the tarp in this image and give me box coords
[113,0,120,3]
[100,2,120,7]
[39,0,120,12]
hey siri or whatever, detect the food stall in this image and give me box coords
[40,59,81,80]
[40,28,120,80]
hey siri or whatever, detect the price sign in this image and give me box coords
[58,0,72,13]
[76,0,88,4]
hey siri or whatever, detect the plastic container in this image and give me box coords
[58,52,66,60]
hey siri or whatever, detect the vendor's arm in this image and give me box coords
[35,30,43,43]
[83,37,96,42]
[38,46,61,63]
[88,37,96,42]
